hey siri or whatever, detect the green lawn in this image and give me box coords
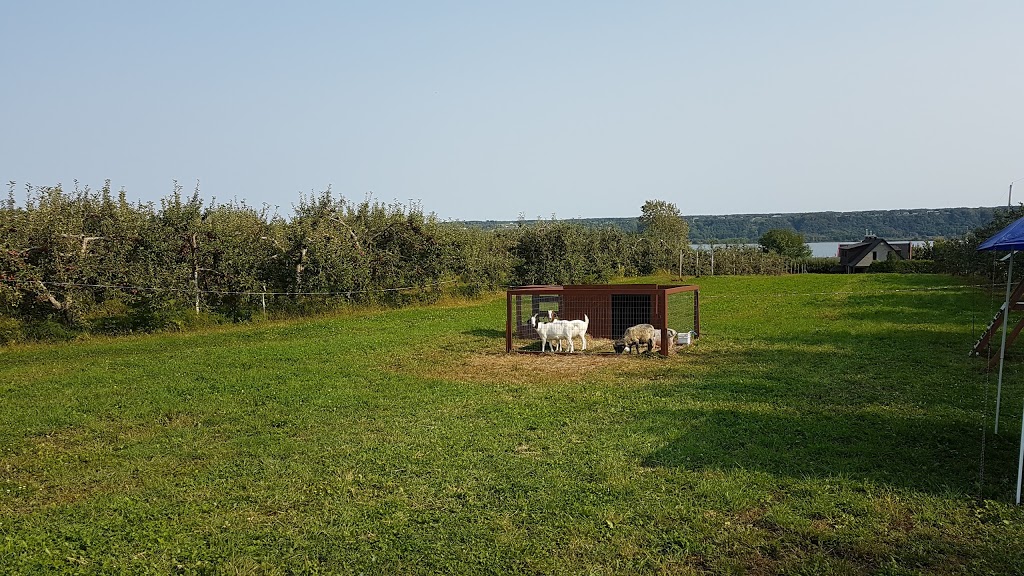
[2,274,1024,574]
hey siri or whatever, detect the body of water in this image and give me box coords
[808,242,842,257]
[690,241,927,258]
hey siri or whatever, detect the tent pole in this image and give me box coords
[997,178,1015,434]
[1006,181,1024,505]
[996,251,1015,433]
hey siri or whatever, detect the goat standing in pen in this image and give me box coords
[547,310,590,352]
[530,313,574,353]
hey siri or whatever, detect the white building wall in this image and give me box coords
[855,244,897,267]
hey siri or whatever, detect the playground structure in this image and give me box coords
[971,278,1024,370]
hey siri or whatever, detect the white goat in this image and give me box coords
[657,328,678,350]
[547,311,590,352]
[531,313,574,353]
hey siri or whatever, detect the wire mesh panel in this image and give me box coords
[560,290,610,338]
[513,294,561,338]
[611,294,651,339]
[665,289,700,339]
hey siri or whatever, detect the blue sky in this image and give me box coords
[3,1,1022,221]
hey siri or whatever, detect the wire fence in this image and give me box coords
[693,283,993,300]
[0,278,458,296]
[2,278,993,300]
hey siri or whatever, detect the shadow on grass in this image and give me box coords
[639,404,1023,496]
[640,296,1024,497]
[464,328,506,339]
[840,288,987,326]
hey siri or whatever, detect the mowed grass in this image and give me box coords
[2,274,1024,574]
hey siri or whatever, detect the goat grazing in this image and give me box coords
[531,313,574,353]
[616,326,681,354]
[621,323,658,354]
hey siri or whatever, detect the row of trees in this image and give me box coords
[467,207,1000,243]
[1,182,503,332]
[926,204,1024,277]
[1,185,775,339]
[1,182,1015,342]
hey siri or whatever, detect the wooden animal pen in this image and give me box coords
[506,284,700,356]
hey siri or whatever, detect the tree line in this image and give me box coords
[0,184,786,341]
[924,204,1024,278]
[464,207,1000,243]
[753,206,1024,279]
[0,182,1015,343]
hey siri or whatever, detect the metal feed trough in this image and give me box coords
[506,284,700,356]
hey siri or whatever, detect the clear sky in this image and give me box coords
[3,1,1022,221]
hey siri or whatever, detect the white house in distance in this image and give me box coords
[837,235,913,273]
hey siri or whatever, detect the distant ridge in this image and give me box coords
[458,206,1001,244]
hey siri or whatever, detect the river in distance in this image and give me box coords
[690,241,927,258]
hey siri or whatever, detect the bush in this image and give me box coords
[0,317,24,345]
[23,320,78,342]
[759,229,812,259]
[83,299,137,334]
[150,309,227,332]
[802,257,840,274]
[868,259,936,274]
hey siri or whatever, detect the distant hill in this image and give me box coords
[459,207,1002,243]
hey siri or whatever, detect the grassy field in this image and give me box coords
[3,273,1024,574]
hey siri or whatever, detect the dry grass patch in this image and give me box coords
[411,339,696,387]
[419,352,619,386]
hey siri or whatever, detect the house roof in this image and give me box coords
[838,236,905,267]
[888,242,912,258]
[839,240,872,251]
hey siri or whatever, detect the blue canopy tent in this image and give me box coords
[977,214,1024,504]
[977,216,1024,252]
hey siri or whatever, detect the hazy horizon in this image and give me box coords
[455,203,1002,222]
[4,2,1022,221]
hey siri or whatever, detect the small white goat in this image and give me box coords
[547,311,590,352]
[531,313,574,353]
[657,328,678,350]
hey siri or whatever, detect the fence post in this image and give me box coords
[193,271,200,314]
[506,292,514,353]
[658,288,669,356]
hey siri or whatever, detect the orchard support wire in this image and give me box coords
[506,284,700,356]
